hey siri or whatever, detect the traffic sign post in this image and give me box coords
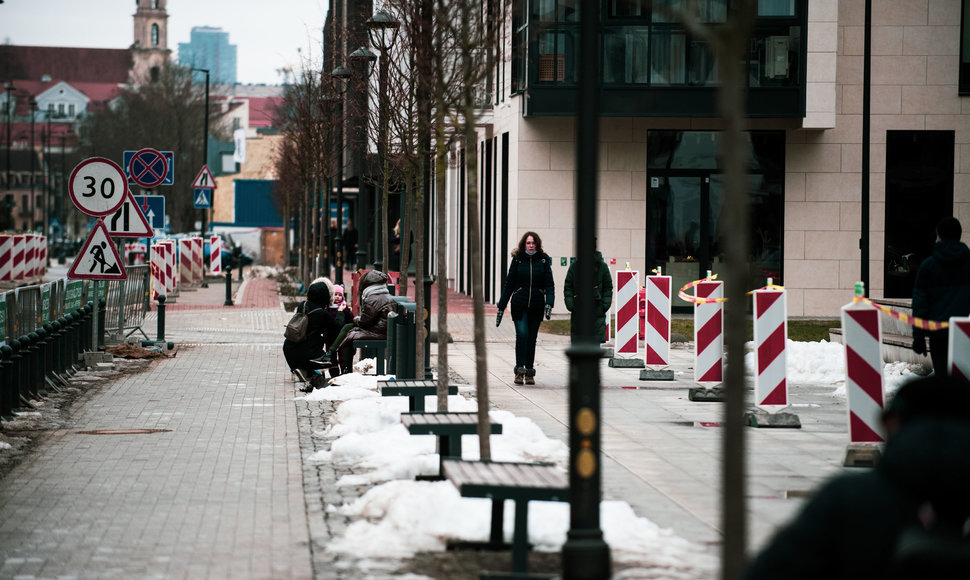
[124,150,174,186]
[69,158,128,216]
[193,189,212,209]
[107,190,154,238]
[126,148,169,188]
[133,195,165,230]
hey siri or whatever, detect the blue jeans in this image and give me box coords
[511,304,543,369]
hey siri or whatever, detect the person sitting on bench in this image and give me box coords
[319,270,396,375]
[283,278,341,391]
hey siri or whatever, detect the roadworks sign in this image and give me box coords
[68,219,127,280]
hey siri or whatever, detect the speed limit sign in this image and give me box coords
[69,157,128,216]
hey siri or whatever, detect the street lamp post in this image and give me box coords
[28,97,36,233]
[4,81,13,207]
[367,9,400,274]
[331,65,351,287]
[192,68,210,241]
[348,46,377,271]
[60,126,72,241]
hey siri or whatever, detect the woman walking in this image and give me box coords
[496,231,555,385]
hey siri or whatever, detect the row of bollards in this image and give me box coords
[0,300,104,421]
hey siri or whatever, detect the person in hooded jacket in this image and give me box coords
[563,246,613,343]
[743,375,970,580]
[328,270,397,375]
[911,216,970,376]
[496,231,555,385]
[282,278,342,390]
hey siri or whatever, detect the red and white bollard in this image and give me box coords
[612,269,642,365]
[841,287,885,443]
[37,235,47,277]
[694,278,724,385]
[24,234,36,279]
[191,237,204,283]
[12,234,25,282]
[949,316,970,385]
[0,234,13,282]
[161,239,177,295]
[179,238,193,286]
[753,282,788,411]
[209,235,223,275]
[644,272,671,368]
[151,244,166,300]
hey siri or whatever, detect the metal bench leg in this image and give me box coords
[512,500,530,573]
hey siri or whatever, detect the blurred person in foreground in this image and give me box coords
[911,216,970,376]
[743,375,970,579]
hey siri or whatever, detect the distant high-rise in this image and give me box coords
[178,26,237,85]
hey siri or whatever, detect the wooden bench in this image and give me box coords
[378,379,458,412]
[442,459,568,579]
[401,412,502,478]
[353,339,387,374]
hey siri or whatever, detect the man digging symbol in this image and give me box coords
[90,241,121,275]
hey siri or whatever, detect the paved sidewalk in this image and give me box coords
[0,272,858,578]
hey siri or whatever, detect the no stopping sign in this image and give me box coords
[69,157,128,216]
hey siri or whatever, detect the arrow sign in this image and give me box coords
[133,195,165,229]
[192,165,216,189]
[193,189,212,208]
[107,190,154,238]
[68,219,127,280]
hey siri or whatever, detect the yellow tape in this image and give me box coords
[678,276,787,304]
[853,295,949,331]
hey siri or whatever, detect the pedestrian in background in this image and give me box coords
[343,219,358,271]
[496,231,555,385]
[563,243,613,343]
[743,374,970,579]
[911,216,970,376]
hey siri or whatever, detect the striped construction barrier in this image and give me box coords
[950,317,970,385]
[190,237,204,283]
[179,238,193,285]
[12,235,25,281]
[24,234,36,279]
[753,285,788,411]
[125,243,147,265]
[210,235,223,274]
[37,236,47,277]
[151,243,167,299]
[161,239,176,295]
[614,270,640,360]
[694,279,724,385]
[841,295,885,443]
[0,234,11,281]
[644,274,671,367]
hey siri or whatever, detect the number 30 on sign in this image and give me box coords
[69,157,128,216]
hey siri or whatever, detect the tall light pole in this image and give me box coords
[4,81,13,209]
[331,65,351,286]
[28,96,37,233]
[367,8,400,273]
[60,126,72,240]
[348,46,377,271]
[192,68,210,241]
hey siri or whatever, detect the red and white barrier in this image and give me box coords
[694,279,724,385]
[161,239,176,294]
[151,243,166,299]
[210,235,223,274]
[950,317,970,385]
[753,286,788,411]
[37,236,46,277]
[841,298,886,443]
[644,274,671,367]
[24,234,36,279]
[125,243,147,265]
[0,234,12,282]
[12,235,25,282]
[179,238,193,285]
[614,270,640,359]
[190,237,204,283]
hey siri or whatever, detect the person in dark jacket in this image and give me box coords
[743,375,970,580]
[911,216,970,375]
[329,270,397,375]
[283,278,342,391]
[496,231,555,385]
[564,248,613,343]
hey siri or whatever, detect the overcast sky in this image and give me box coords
[1,0,329,85]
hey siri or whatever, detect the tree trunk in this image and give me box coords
[435,142,449,411]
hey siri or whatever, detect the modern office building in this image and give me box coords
[178,27,238,86]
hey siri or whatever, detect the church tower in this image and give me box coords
[131,0,171,84]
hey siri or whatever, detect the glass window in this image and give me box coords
[68,104,75,117]
[537,31,575,83]
[57,103,65,116]
[533,0,579,22]
[759,0,795,16]
[151,23,159,46]
[603,27,650,84]
[608,0,647,19]
[962,0,970,95]
[652,0,726,23]
[650,28,687,85]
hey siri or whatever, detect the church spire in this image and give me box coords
[131,0,171,84]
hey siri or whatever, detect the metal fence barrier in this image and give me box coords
[104,265,151,341]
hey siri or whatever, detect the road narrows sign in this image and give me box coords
[69,157,128,216]
[192,165,216,189]
[107,190,154,237]
[68,219,127,280]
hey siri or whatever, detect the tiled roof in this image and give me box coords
[247,97,283,128]
[0,45,132,84]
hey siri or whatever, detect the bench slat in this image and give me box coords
[442,459,568,502]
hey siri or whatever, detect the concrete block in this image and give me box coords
[609,357,645,368]
[843,443,882,467]
[688,387,726,402]
[639,369,674,381]
[746,408,802,428]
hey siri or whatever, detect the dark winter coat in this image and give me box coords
[282,281,342,371]
[340,270,397,347]
[497,250,555,313]
[912,239,970,341]
[743,418,970,580]
[564,251,613,341]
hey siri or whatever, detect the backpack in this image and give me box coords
[284,303,321,342]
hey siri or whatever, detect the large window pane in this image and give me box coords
[603,27,650,84]
[537,31,576,83]
[758,0,795,16]
[608,0,647,18]
[534,0,579,22]
[962,0,970,94]
[650,28,687,85]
